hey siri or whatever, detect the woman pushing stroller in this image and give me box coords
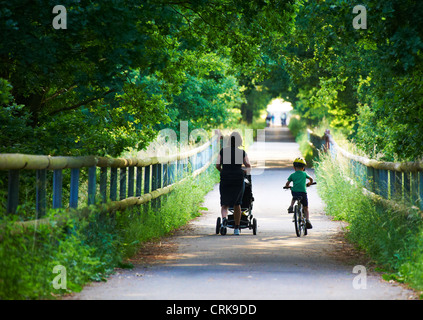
[215,132,251,235]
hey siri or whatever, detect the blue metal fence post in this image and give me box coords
[53,169,63,209]
[155,163,162,208]
[36,169,47,217]
[404,172,411,202]
[69,168,80,208]
[171,161,176,184]
[366,167,374,193]
[152,164,158,191]
[151,164,158,209]
[136,167,142,197]
[7,170,19,214]
[128,166,134,197]
[178,159,183,180]
[379,169,388,199]
[143,165,151,213]
[190,155,194,173]
[110,167,118,201]
[163,163,168,187]
[158,163,162,188]
[411,171,419,205]
[374,168,380,195]
[359,163,366,186]
[389,170,394,199]
[88,166,96,205]
[144,165,150,194]
[99,167,107,203]
[119,167,127,201]
[394,171,403,200]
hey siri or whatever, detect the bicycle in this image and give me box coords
[283,182,316,237]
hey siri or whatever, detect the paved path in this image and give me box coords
[69,127,415,300]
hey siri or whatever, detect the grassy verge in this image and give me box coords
[315,151,423,296]
[0,166,219,299]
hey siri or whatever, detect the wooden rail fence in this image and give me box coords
[0,134,220,221]
[308,129,423,211]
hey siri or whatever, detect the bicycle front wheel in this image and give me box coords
[294,205,301,237]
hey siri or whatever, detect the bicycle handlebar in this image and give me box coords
[283,182,316,189]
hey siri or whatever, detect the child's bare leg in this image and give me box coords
[221,205,228,219]
[287,199,295,213]
[233,205,241,227]
[304,206,309,220]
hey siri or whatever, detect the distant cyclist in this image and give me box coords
[284,157,314,229]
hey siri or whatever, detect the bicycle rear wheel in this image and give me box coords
[294,204,301,237]
[303,215,308,236]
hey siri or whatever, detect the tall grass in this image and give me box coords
[0,166,219,299]
[315,151,423,294]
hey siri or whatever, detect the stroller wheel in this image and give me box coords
[220,226,227,236]
[252,218,257,235]
[216,217,221,234]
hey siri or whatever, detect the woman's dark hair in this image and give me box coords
[229,131,243,148]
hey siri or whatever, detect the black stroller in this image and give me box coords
[216,174,257,235]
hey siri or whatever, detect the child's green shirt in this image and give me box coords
[287,171,311,193]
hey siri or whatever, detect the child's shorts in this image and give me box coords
[291,191,308,207]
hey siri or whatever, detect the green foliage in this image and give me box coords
[315,151,423,292]
[0,0,297,156]
[157,52,244,134]
[0,209,111,299]
[288,115,317,167]
[277,0,423,161]
[0,166,219,299]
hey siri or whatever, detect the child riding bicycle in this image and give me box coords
[284,157,314,229]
